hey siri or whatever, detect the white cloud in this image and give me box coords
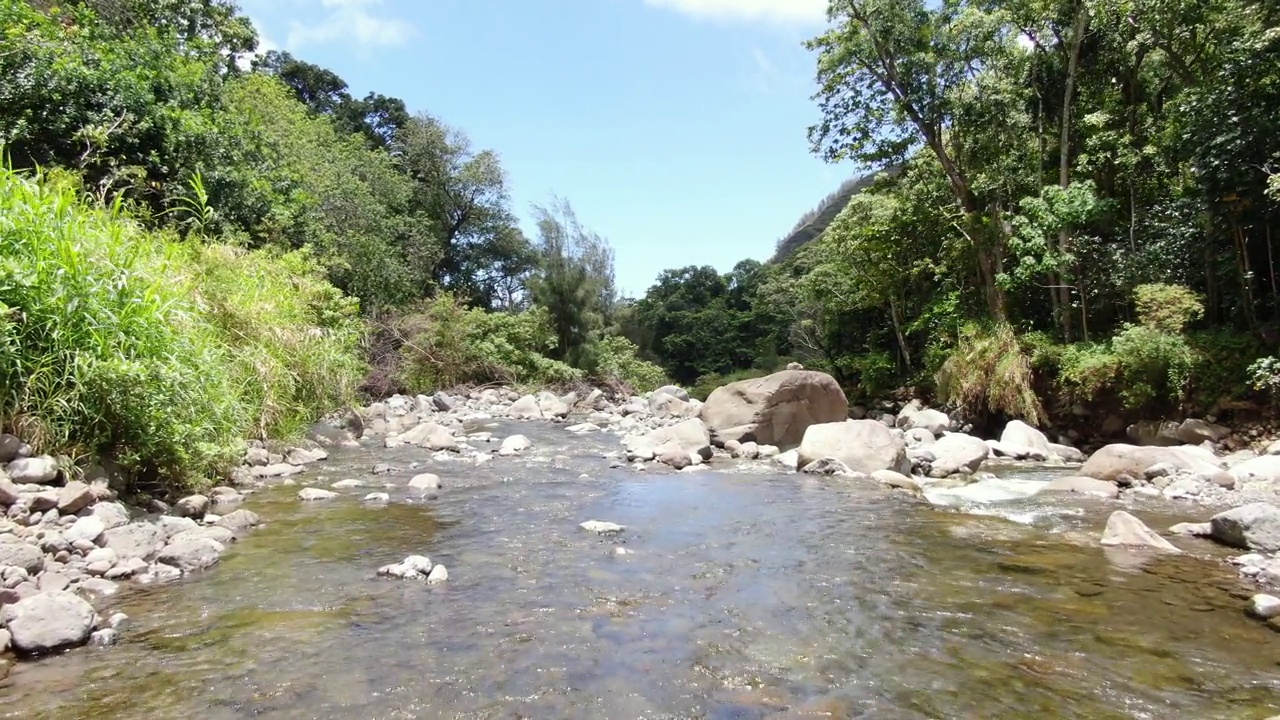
[285,0,415,51]
[644,0,828,24]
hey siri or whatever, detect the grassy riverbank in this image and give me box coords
[0,168,365,491]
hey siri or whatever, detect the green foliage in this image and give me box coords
[1056,326,1197,410]
[587,335,668,392]
[392,296,580,391]
[1133,283,1204,333]
[527,198,615,366]
[0,167,363,491]
[691,368,770,403]
[1249,356,1280,395]
[935,323,1044,423]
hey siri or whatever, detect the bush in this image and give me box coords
[389,295,580,392]
[935,322,1044,424]
[1057,325,1197,410]
[587,335,668,392]
[1133,283,1203,333]
[0,167,365,491]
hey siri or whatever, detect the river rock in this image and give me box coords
[775,449,800,470]
[1230,455,1280,486]
[251,463,303,479]
[1250,594,1280,620]
[91,502,130,530]
[389,422,457,451]
[650,392,693,419]
[1168,522,1212,536]
[1209,503,1280,552]
[1099,511,1181,552]
[623,418,713,465]
[1080,444,1223,484]
[1048,443,1085,463]
[0,538,44,574]
[427,564,449,583]
[170,526,234,547]
[377,554,434,579]
[0,590,95,654]
[209,487,244,506]
[285,447,328,466]
[904,428,935,447]
[1176,418,1231,445]
[872,469,922,494]
[215,509,260,533]
[7,456,58,485]
[928,433,989,477]
[0,476,19,507]
[102,522,166,561]
[156,537,223,573]
[652,385,688,401]
[173,494,210,519]
[904,409,950,436]
[244,447,271,466]
[408,473,441,494]
[999,420,1054,459]
[801,458,859,476]
[498,435,532,456]
[64,515,105,545]
[89,628,118,646]
[796,420,909,476]
[508,392,569,420]
[700,370,848,449]
[432,391,456,412]
[54,482,93,516]
[0,434,28,463]
[580,520,625,535]
[1041,476,1121,499]
[298,487,338,501]
[1126,420,1182,447]
[364,492,390,503]
[733,441,761,460]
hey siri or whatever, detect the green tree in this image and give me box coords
[527,198,614,366]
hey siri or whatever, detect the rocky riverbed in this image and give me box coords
[6,372,1280,717]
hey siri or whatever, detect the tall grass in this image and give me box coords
[935,322,1045,425]
[0,167,364,492]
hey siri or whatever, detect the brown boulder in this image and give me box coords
[700,370,847,450]
[1079,444,1222,483]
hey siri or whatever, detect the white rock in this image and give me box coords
[378,554,434,579]
[363,492,391,503]
[580,520,625,535]
[64,515,106,545]
[407,474,441,494]
[498,435,532,456]
[1099,511,1181,552]
[0,591,95,653]
[331,478,365,489]
[297,487,339,501]
[427,564,449,583]
[89,628,118,646]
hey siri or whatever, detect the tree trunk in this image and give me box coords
[1056,0,1089,342]
[889,297,912,370]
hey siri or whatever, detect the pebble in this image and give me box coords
[580,520,625,535]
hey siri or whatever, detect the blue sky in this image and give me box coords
[237,0,857,298]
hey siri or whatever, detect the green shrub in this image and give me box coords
[1057,325,1197,410]
[691,368,769,402]
[1188,330,1264,405]
[391,295,580,391]
[0,167,365,492]
[935,322,1044,423]
[1133,283,1203,333]
[831,350,897,402]
[587,335,668,392]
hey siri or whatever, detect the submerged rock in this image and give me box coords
[498,435,532,456]
[377,555,434,579]
[1041,476,1120,499]
[297,487,339,502]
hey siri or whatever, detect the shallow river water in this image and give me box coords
[5,419,1280,719]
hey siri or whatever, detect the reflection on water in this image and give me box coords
[4,421,1280,719]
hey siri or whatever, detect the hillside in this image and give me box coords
[771,166,896,262]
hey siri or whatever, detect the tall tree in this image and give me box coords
[527,198,615,365]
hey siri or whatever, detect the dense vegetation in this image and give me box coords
[1,0,663,490]
[627,0,1280,429]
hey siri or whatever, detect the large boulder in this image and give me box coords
[1230,455,1280,485]
[0,537,44,574]
[1176,418,1231,445]
[388,422,456,451]
[508,392,569,420]
[1209,503,1280,552]
[1126,420,1182,447]
[6,456,58,484]
[999,420,1053,458]
[623,418,713,464]
[1080,444,1224,483]
[654,385,690,402]
[928,433,989,477]
[0,591,95,654]
[649,392,693,419]
[102,522,167,561]
[700,370,847,449]
[904,409,950,436]
[796,420,910,476]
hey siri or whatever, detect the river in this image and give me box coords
[4,419,1279,719]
